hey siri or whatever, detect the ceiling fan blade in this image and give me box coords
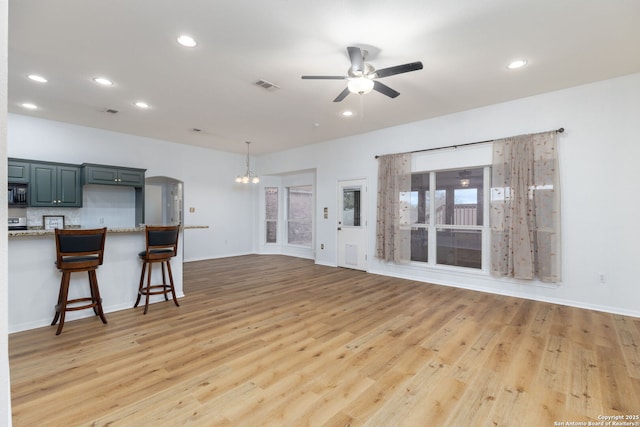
[301,75,347,80]
[347,46,364,72]
[333,87,351,102]
[374,61,423,78]
[373,81,400,98]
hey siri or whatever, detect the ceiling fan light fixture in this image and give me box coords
[347,77,374,94]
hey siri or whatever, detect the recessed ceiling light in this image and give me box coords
[341,110,354,117]
[27,74,48,83]
[177,35,197,48]
[134,101,150,109]
[507,59,528,69]
[21,102,38,110]
[93,77,114,86]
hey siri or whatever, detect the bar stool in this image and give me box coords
[134,225,180,314]
[52,227,108,335]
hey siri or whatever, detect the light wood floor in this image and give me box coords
[9,255,640,426]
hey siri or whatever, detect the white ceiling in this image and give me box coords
[8,0,640,155]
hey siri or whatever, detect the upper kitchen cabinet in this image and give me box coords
[83,164,146,187]
[8,159,31,183]
[30,162,82,207]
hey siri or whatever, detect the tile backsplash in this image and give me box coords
[14,185,136,229]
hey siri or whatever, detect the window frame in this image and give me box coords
[409,166,491,272]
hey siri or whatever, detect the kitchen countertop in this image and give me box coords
[8,225,209,237]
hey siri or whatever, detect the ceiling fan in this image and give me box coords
[301,46,423,102]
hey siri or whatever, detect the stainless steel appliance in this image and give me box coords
[8,217,27,230]
[8,183,28,206]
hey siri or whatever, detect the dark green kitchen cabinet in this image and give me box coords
[83,164,145,187]
[30,163,82,207]
[8,159,31,183]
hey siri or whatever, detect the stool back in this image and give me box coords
[55,228,107,270]
[143,225,180,260]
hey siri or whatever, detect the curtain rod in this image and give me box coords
[374,127,564,159]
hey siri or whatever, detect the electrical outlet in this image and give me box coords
[321,243,324,250]
[189,207,195,213]
[599,273,606,284]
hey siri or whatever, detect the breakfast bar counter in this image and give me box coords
[8,226,207,333]
[8,224,208,237]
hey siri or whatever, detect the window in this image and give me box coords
[410,167,486,269]
[342,188,361,226]
[287,185,313,247]
[265,187,278,243]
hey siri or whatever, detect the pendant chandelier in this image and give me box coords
[235,141,260,184]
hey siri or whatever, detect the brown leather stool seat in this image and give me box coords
[52,227,108,335]
[134,225,180,314]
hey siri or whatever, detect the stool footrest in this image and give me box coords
[55,297,100,312]
[138,284,174,296]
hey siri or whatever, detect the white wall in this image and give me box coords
[7,114,256,261]
[1,0,11,422]
[257,72,640,317]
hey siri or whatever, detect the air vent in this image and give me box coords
[104,108,119,114]
[254,79,280,91]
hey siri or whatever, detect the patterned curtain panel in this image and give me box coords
[376,153,412,263]
[490,131,561,282]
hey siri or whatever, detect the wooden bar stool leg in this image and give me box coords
[134,261,147,308]
[51,273,66,327]
[161,262,169,301]
[144,262,153,315]
[54,272,71,335]
[166,260,180,307]
[90,270,107,324]
[89,271,99,316]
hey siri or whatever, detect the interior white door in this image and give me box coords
[337,179,367,270]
